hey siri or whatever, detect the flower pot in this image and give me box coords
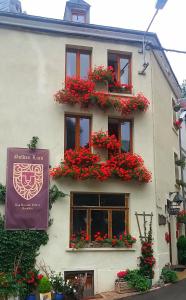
[25,295,36,300]
[54,293,64,300]
[40,292,51,300]
[115,279,134,293]
[95,81,108,92]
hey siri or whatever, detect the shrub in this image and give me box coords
[161,268,178,283]
[38,276,52,293]
[177,235,186,265]
[124,270,151,292]
[50,272,65,293]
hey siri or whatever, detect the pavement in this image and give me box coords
[123,279,186,300]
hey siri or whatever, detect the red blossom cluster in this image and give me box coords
[109,81,133,93]
[70,230,89,249]
[14,269,43,292]
[91,131,121,151]
[88,66,115,82]
[54,77,150,115]
[174,119,183,130]
[117,270,128,279]
[107,152,152,182]
[177,210,186,223]
[140,241,156,278]
[165,232,171,243]
[50,149,151,183]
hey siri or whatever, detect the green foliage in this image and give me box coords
[27,137,39,150]
[0,214,48,273]
[124,270,151,292]
[38,276,52,293]
[0,272,19,297]
[161,268,178,283]
[49,185,66,210]
[50,272,65,293]
[181,80,186,98]
[0,183,6,204]
[177,235,186,264]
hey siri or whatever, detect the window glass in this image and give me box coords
[121,122,131,152]
[100,194,125,206]
[80,53,90,79]
[73,193,99,206]
[80,117,90,148]
[72,14,85,23]
[91,210,108,240]
[112,211,125,236]
[66,116,76,150]
[73,210,87,234]
[108,53,118,81]
[66,52,76,77]
[120,57,129,85]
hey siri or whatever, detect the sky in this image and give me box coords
[21,0,186,85]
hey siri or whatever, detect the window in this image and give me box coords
[66,49,91,79]
[65,115,91,150]
[108,52,131,93]
[64,271,94,297]
[174,152,179,183]
[71,193,129,241]
[108,118,132,153]
[172,98,177,128]
[72,12,86,23]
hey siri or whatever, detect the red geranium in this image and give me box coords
[91,130,121,151]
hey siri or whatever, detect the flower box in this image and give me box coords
[115,279,134,294]
[94,81,108,92]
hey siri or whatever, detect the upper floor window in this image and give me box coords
[66,49,91,79]
[72,11,86,23]
[108,52,132,93]
[108,118,132,153]
[65,115,91,150]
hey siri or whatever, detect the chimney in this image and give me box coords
[0,0,22,13]
[63,0,90,24]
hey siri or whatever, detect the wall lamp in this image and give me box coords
[167,192,184,215]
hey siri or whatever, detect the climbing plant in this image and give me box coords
[0,183,65,274]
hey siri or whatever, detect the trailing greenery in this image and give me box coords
[175,158,186,168]
[177,235,186,265]
[0,184,65,276]
[0,183,6,204]
[124,269,151,292]
[27,136,39,150]
[161,268,178,283]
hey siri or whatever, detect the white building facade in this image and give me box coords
[0,0,182,294]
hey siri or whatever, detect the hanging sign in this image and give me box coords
[5,148,49,230]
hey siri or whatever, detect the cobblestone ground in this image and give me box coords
[124,279,186,300]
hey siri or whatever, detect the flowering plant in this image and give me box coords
[14,269,43,295]
[70,231,89,249]
[88,66,115,83]
[177,210,186,223]
[109,81,133,93]
[50,149,151,183]
[174,119,182,130]
[54,77,150,115]
[91,131,121,151]
[140,242,155,279]
[165,232,171,243]
[70,230,136,249]
[117,270,128,279]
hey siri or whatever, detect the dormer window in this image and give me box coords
[72,11,86,23]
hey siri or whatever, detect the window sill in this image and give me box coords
[108,92,133,97]
[66,247,136,252]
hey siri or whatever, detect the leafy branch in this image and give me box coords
[27,136,39,150]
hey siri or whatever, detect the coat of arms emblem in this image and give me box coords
[13,163,43,200]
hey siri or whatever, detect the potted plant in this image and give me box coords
[177,210,186,224]
[38,276,52,300]
[50,272,65,300]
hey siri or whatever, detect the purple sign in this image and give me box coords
[5,148,49,230]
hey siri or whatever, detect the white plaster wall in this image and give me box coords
[0,27,179,292]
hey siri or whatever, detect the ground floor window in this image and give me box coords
[70,193,129,241]
[64,270,94,298]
